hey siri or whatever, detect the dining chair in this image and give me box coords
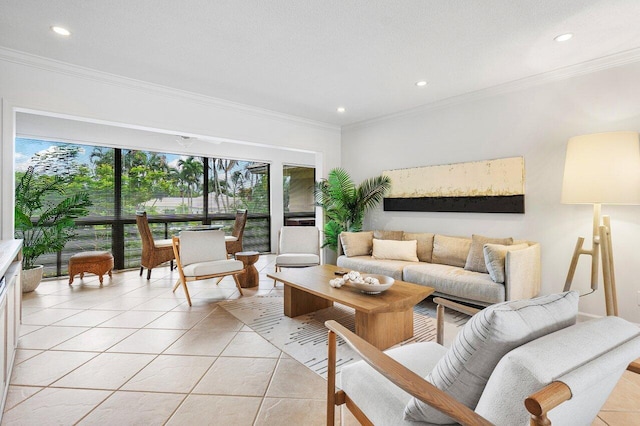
[225,209,248,256]
[135,211,175,279]
[273,226,320,286]
[172,230,244,306]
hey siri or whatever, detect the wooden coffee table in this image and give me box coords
[268,264,434,349]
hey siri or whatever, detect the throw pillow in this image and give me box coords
[372,238,419,262]
[431,235,472,268]
[373,230,404,240]
[403,232,435,263]
[483,243,529,283]
[464,234,513,273]
[340,231,374,257]
[404,291,579,424]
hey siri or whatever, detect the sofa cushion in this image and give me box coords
[404,291,579,424]
[431,235,472,268]
[483,243,529,283]
[340,231,374,257]
[373,239,419,262]
[336,255,413,280]
[373,230,404,240]
[403,263,505,305]
[464,234,513,273]
[403,232,435,263]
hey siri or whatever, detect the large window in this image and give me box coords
[15,139,271,276]
[283,165,315,226]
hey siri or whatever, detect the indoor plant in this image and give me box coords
[315,168,390,252]
[14,166,92,292]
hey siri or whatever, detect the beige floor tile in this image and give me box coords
[10,350,97,386]
[107,328,185,354]
[120,286,173,298]
[592,416,608,425]
[266,358,327,399]
[193,357,277,396]
[221,331,281,358]
[53,352,155,390]
[17,324,43,337]
[53,309,122,326]
[96,310,165,328]
[144,310,209,329]
[190,287,237,302]
[3,385,43,411]
[163,328,237,356]
[255,397,331,426]
[341,405,361,426]
[597,411,640,425]
[121,354,214,393]
[53,327,137,351]
[22,308,83,325]
[130,297,184,311]
[49,296,110,310]
[89,297,147,311]
[78,391,185,425]
[192,308,244,331]
[166,394,261,425]
[601,370,640,411]
[1,387,111,425]
[13,349,43,365]
[171,299,220,312]
[21,295,73,309]
[18,325,90,350]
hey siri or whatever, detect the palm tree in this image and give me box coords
[315,168,390,252]
[216,159,238,211]
[177,157,203,211]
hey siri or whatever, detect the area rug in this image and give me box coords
[218,295,467,378]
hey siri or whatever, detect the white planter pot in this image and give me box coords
[22,265,44,293]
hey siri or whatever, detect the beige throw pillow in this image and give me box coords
[483,243,529,283]
[372,238,419,262]
[373,230,404,240]
[431,235,472,268]
[403,232,435,263]
[404,291,579,424]
[464,234,513,273]
[340,231,374,257]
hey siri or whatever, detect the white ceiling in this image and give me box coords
[2,0,640,126]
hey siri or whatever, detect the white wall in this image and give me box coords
[0,49,341,252]
[342,61,640,322]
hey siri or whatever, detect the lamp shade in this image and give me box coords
[561,131,640,204]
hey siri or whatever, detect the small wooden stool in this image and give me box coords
[234,251,260,288]
[69,251,114,286]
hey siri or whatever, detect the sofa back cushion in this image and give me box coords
[373,230,404,240]
[403,232,435,263]
[372,238,419,262]
[403,291,579,424]
[340,231,374,257]
[464,234,514,273]
[431,235,471,267]
[483,243,529,283]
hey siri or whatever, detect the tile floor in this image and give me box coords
[2,255,639,425]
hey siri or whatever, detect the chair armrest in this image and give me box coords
[325,320,492,426]
[628,358,640,374]
[433,297,480,345]
[505,243,541,301]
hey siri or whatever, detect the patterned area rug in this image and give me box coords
[218,295,467,378]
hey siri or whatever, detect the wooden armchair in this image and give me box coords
[327,292,640,426]
[136,212,175,279]
[225,209,248,256]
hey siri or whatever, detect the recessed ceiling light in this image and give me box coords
[416,81,428,87]
[554,33,573,42]
[51,26,71,36]
[337,107,346,113]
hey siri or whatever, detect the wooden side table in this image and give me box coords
[235,251,260,288]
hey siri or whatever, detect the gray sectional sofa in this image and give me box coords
[336,230,541,306]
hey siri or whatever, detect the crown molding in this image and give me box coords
[0,47,340,133]
[344,46,640,131]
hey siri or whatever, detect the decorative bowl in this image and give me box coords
[347,274,394,294]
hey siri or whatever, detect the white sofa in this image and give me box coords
[336,230,540,306]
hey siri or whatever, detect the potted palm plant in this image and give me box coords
[315,168,390,253]
[14,166,92,292]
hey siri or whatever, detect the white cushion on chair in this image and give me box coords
[404,291,579,424]
[275,253,320,267]
[154,238,173,248]
[279,227,320,254]
[225,235,238,242]
[179,231,227,265]
[182,259,244,277]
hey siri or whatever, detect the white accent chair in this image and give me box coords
[172,230,244,306]
[326,292,640,426]
[273,226,320,286]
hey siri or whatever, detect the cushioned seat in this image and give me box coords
[273,226,321,285]
[182,259,244,276]
[275,253,320,266]
[68,251,114,285]
[337,256,416,280]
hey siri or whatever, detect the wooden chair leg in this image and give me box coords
[232,274,244,296]
[436,303,444,345]
[327,330,337,426]
[273,264,280,287]
[214,277,224,286]
[172,279,181,292]
[180,279,192,306]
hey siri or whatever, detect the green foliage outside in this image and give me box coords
[315,168,390,252]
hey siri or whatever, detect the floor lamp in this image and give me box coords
[561,131,640,316]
